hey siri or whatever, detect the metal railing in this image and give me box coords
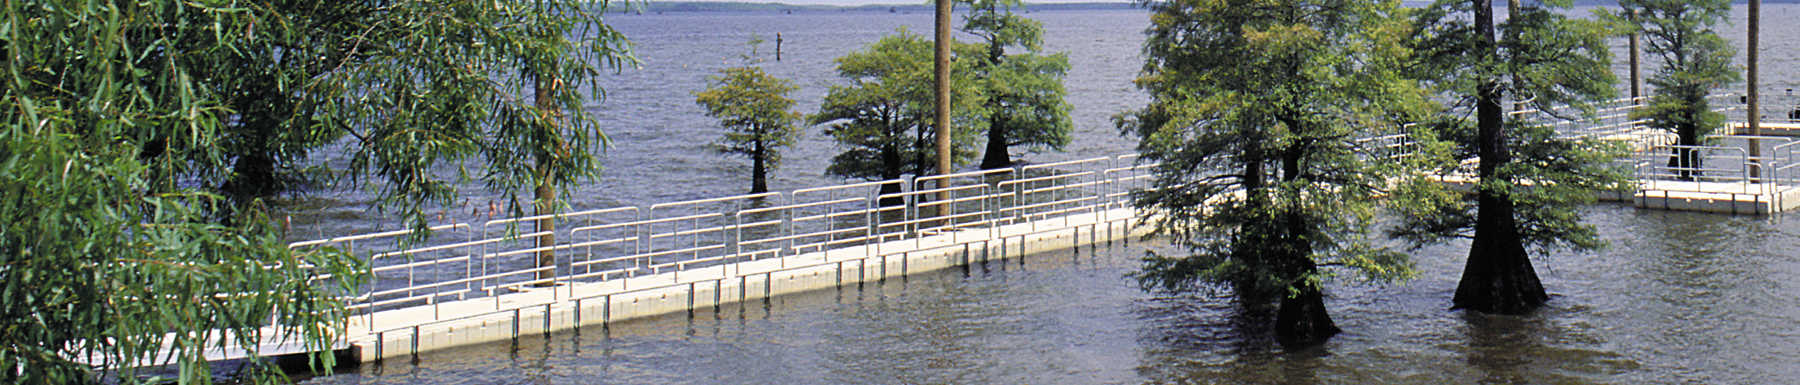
[285,95,1799,360]
[288,154,1156,342]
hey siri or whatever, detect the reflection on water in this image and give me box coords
[300,204,1800,384]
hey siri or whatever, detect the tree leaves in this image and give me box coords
[3,0,632,383]
[1122,0,1428,298]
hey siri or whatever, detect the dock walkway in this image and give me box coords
[173,96,1800,366]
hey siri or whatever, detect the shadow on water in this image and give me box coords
[1129,288,1330,385]
[1453,309,1635,385]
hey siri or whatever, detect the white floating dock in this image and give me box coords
[338,207,1150,362]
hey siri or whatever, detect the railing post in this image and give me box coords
[731,212,743,262]
[782,204,795,257]
[1012,165,1027,223]
[903,176,918,238]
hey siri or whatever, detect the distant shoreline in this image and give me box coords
[607,2,1139,14]
[607,0,1800,15]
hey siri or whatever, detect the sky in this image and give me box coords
[671,0,1132,4]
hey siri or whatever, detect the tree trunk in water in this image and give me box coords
[1233,138,1269,301]
[880,143,905,207]
[1455,0,1547,314]
[980,37,1010,170]
[1272,138,1337,346]
[751,139,768,194]
[534,77,558,287]
[1275,278,1338,346]
[981,115,1010,169]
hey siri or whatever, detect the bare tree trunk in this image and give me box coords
[1454,0,1548,314]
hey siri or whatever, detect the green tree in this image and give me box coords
[696,41,804,194]
[1120,0,1426,345]
[813,29,983,194]
[1398,0,1625,314]
[1612,0,1738,180]
[0,0,632,383]
[961,0,1074,169]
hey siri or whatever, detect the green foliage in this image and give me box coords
[695,42,803,193]
[1,0,633,383]
[813,29,984,181]
[1393,0,1626,255]
[961,0,1073,166]
[1120,0,1428,299]
[1410,0,1616,116]
[1388,120,1632,252]
[1,2,367,383]
[1610,0,1737,144]
[324,0,635,232]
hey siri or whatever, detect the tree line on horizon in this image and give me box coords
[0,0,1746,383]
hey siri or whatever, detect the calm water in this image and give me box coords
[292,5,1800,384]
[301,205,1800,384]
[284,5,1800,238]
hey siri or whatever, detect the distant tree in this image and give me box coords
[1613,0,1738,180]
[1120,0,1427,346]
[0,0,633,383]
[1398,0,1626,314]
[813,29,983,194]
[961,0,1073,169]
[696,40,804,194]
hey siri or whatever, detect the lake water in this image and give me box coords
[299,205,1800,384]
[294,5,1800,384]
[285,5,1800,238]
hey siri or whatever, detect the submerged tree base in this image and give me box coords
[1452,207,1549,314]
[1274,288,1341,347]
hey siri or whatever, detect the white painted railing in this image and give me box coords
[288,154,1159,338]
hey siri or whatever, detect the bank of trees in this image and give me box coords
[1,0,631,383]
[1125,0,1645,343]
[813,2,1074,184]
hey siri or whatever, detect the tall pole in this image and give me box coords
[534,76,559,286]
[934,0,953,213]
[1628,9,1642,100]
[1748,0,1762,178]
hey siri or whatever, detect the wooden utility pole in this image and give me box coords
[1748,0,1762,179]
[934,0,953,213]
[1629,9,1642,100]
[534,76,559,286]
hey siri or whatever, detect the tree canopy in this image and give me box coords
[813,29,984,188]
[961,0,1074,169]
[1395,0,1626,314]
[696,40,804,194]
[0,0,633,383]
[1120,0,1429,345]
